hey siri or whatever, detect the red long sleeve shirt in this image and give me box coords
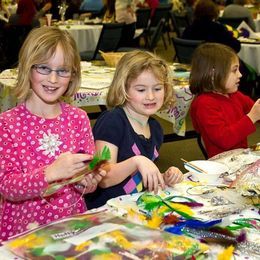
[190,91,256,158]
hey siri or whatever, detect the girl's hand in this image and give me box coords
[163,167,184,187]
[44,152,93,183]
[76,168,107,194]
[248,98,260,123]
[134,156,165,194]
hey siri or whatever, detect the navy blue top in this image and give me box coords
[85,107,163,209]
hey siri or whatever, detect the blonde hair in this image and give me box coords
[107,50,174,110]
[15,26,81,100]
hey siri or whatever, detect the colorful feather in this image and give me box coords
[164,219,222,235]
[89,145,111,170]
[43,146,111,196]
[136,193,195,219]
[183,227,246,246]
[217,245,234,260]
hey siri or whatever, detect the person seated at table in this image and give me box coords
[80,0,104,13]
[8,0,52,26]
[136,0,159,17]
[8,0,37,26]
[182,0,258,98]
[182,0,241,53]
[102,0,115,23]
[115,0,137,47]
[79,0,105,19]
[0,0,10,22]
[64,0,82,20]
[222,0,256,31]
[84,50,183,209]
[189,42,260,158]
[0,26,106,242]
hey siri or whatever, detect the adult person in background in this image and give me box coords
[4,0,51,68]
[136,0,159,17]
[9,0,51,26]
[34,0,52,23]
[49,0,59,20]
[65,0,81,19]
[0,0,9,69]
[9,0,37,25]
[182,0,241,52]
[184,0,196,23]
[80,0,104,13]
[79,0,106,20]
[0,0,10,22]
[222,0,256,31]
[182,0,256,96]
[103,0,115,23]
[182,0,257,97]
[115,0,137,47]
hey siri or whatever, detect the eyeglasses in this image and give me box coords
[32,65,72,78]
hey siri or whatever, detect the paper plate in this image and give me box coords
[184,160,229,184]
[184,160,229,175]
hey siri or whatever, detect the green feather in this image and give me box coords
[89,146,111,170]
[137,194,162,211]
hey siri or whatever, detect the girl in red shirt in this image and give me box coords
[189,43,260,158]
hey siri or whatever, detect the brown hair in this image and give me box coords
[194,0,219,21]
[189,42,238,95]
[106,50,174,110]
[15,26,81,100]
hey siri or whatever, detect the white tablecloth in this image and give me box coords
[255,18,260,32]
[239,42,260,75]
[58,24,102,52]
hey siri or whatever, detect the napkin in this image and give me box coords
[237,21,259,39]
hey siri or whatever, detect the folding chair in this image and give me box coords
[144,3,172,49]
[169,11,190,37]
[80,23,124,61]
[171,37,203,64]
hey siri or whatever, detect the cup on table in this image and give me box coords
[45,13,52,26]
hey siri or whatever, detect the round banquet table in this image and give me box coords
[58,24,103,52]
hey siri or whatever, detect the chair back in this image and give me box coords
[217,17,249,29]
[148,18,166,51]
[136,8,151,29]
[149,3,172,28]
[169,11,190,37]
[172,37,203,64]
[93,23,124,60]
[197,134,208,159]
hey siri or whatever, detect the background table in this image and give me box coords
[58,24,102,52]
[239,42,260,75]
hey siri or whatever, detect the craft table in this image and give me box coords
[0,148,259,259]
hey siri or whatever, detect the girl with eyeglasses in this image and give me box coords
[0,26,106,242]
